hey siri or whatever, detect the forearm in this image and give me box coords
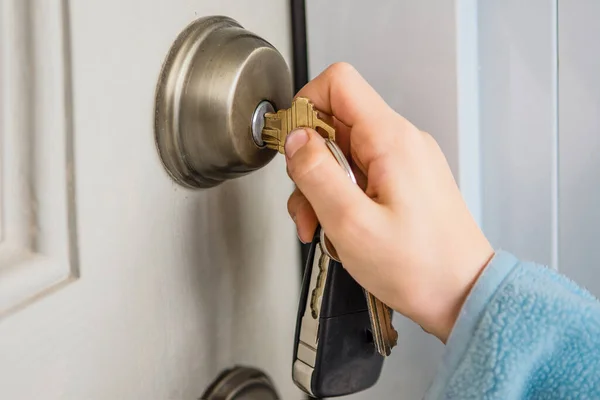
[426,251,600,399]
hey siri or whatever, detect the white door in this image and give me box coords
[0,1,301,399]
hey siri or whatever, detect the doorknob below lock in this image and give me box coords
[154,16,292,189]
[200,366,279,400]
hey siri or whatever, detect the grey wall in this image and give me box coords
[480,0,600,299]
[558,1,600,297]
[478,0,558,267]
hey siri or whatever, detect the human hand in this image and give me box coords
[285,63,494,343]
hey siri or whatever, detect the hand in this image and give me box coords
[285,63,494,343]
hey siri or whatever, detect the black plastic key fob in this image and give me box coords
[292,228,384,398]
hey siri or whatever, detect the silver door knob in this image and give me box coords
[154,16,292,189]
[200,366,279,400]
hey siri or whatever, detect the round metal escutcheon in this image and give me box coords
[155,16,293,189]
[200,366,279,400]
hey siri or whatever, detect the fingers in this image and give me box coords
[287,188,317,243]
[296,62,391,127]
[297,63,418,175]
[285,127,374,240]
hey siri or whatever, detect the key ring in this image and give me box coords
[320,139,357,262]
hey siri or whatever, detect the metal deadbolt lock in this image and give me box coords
[154,16,292,188]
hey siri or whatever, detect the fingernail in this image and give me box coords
[285,129,309,158]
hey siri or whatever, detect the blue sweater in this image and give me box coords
[424,251,600,399]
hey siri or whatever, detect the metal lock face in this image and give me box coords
[155,16,292,188]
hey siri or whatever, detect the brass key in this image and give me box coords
[365,292,398,356]
[310,251,329,319]
[263,97,398,357]
[262,97,336,153]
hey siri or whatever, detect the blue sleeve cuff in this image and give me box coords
[424,250,520,399]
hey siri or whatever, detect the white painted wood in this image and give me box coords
[0,1,301,399]
[478,0,558,266]
[558,1,600,296]
[0,0,78,316]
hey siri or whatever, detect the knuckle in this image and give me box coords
[327,62,357,78]
[418,129,441,150]
[417,129,433,142]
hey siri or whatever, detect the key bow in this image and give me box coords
[262,97,335,153]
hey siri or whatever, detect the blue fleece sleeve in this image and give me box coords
[424,251,600,400]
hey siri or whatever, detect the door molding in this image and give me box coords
[0,0,78,317]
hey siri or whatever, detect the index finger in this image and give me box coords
[295,62,392,127]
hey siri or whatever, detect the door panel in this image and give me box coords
[0,1,301,399]
[0,0,77,317]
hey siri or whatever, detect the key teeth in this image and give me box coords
[387,307,399,347]
[364,292,398,357]
[309,253,328,319]
[262,138,283,153]
[261,129,284,154]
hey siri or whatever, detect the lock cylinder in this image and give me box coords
[154,16,292,189]
[251,100,276,148]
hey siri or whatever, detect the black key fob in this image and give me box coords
[292,228,384,398]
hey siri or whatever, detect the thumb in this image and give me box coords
[284,128,372,238]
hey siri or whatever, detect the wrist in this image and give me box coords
[417,243,495,343]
